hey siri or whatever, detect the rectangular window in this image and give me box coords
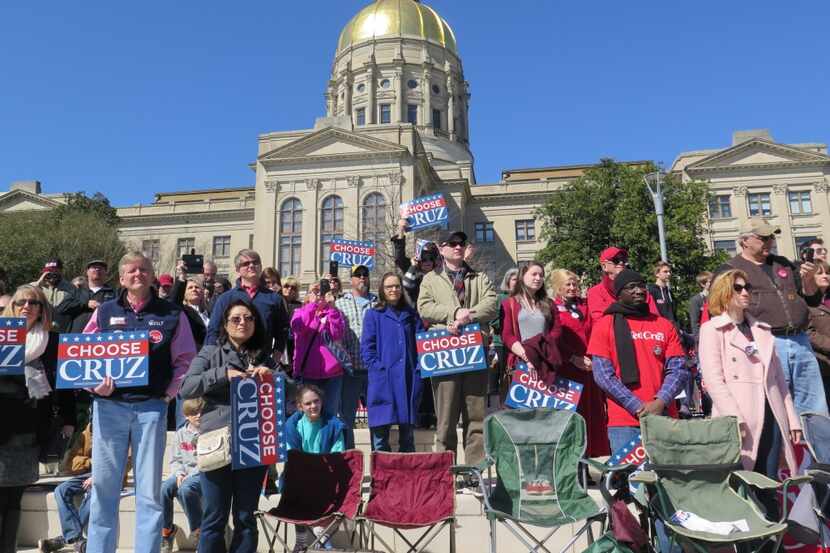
[708,195,732,219]
[355,107,366,126]
[713,240,737,256]
[142,239,160,264]
[279,236,302,277]
[407,104,418,125]
[475,222,494,243]
[212,235,231,258]
[788,190,812,215]
[432,109,441,130]
[515,219,536,242]
[379,104,391,124]
[747,192,772,216]
[176,237,195,259]
[249,234,254,249]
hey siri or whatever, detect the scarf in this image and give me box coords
[603,301,649,386]
[25,322,49,363]
[563,298,584,321]
[25,323,52,399]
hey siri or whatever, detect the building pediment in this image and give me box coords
[686,138,830,174]
[258,127,409,166]
[0,189,63,212]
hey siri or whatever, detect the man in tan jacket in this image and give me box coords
[418,230,498,465]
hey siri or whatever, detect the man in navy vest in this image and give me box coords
[205,249,288,355]
[82,252,197,553]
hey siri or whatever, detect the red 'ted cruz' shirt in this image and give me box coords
[587,314,684,427]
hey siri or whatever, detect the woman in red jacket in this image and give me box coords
[549,269,609,457]
[501,262,562,386]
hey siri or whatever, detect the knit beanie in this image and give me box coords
[613,268,646,297]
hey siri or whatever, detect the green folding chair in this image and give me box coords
[631,415,810,553]
[455,408,607,553]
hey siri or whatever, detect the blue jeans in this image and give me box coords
[161,474,203,532]
[774,333,829,416]
[301,376,342,419]
[55,476,90,542]
[340,372,368,449]
[88,398,168,553]
[371,424,415,452]
[199,464,267,553]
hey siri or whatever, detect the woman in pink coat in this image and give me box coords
[699,269,802,516]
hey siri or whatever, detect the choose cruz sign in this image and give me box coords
[56,332,149,389]
[0,318,27,376]
[607,432,646,468]
[231,372,287,470]
[329,239,376,270]
[417,323,487,378]
[400,194,448,231]
[504,364,584,411]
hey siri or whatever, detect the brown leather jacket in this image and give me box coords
[61,424,131,485]
[808,305,830,377]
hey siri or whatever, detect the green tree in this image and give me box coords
[536,159,727,326]
[0,192,125,290]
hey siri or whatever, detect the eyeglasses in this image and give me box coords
[283,284,297,290]
[238,260,261,269]
[812,247,827,255]
[383,284,402,290]
[755,234,776,243]
[228,315,255,325]
[609,256,628,265]
[352,273,369,279]
[446,241,466,248]
[622,282,646,291]
[14,299,42,307]
[733,283,753,294]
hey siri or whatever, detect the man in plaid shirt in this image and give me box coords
[335,265,377,449]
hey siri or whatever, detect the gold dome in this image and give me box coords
[337,0,457,54]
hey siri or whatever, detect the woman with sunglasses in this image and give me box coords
[180,298,276,553]
[699,269,801,518]
[1,285,76,553]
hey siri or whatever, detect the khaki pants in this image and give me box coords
[431,369,488,465]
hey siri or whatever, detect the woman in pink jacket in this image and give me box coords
[699,269,802,517]
[290,282,345,417]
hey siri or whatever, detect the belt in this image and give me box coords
[771,326,803,337]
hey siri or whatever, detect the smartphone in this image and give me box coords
[182,249,204,274]
[803,248,815,264]
[319,278,331,297]
[328,261,339,276]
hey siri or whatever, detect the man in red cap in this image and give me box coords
[157,273,174,300]
[586,247,658,322]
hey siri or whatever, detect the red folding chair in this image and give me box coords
[357,451,456,553]
[255,449,364,553]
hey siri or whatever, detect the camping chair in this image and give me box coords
[799,412,830,546]
[255,449,364,553]
[454,408,607,553]
[356,450,456,553]
[630,415,810,553]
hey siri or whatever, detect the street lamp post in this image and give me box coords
[644,171,668,263]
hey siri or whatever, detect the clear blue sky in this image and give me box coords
[2,1,829,206]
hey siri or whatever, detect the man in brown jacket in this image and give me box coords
[417,230,498,466]
[717,217,828,416]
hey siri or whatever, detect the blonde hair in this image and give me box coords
[549,269,578,297]
[182,397,206,417]
[708,269,749,316]
[2,284,52,330]
[118,251,154,278]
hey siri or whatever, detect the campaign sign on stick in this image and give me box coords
[231,372,287,470]
[56,332,149,389]
[400,194,448,231]
[417,323,487,378]
[329,239,376,270]
[607,433,646,468]
[0,318,27,376]
[504,363,583,411]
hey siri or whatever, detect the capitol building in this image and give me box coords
[2,0,830,282]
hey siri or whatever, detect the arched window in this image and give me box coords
[320,195,344,274]
[278,198,302,277]
[362,192,387,271]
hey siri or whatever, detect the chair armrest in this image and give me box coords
[629,470,658,485]
[782,475,812,488]
[731,470,781,490]
[806,468,830,485]
[451,458,492,476]
[580,458,634,474]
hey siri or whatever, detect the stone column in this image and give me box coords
[394,67,404,123]
[447,74,456,141]
[422,66,432,129]
[343,71,353,119]
[365,61,376,124]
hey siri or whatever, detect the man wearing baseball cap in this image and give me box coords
[69,260,117,333]
[417,229,498,465]
[31,257,79,332]
[586,247,658,323]
[716,216,828,416]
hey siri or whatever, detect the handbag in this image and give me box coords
[196,426,231,472]
[321,329,354,376]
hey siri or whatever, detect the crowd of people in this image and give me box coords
[1,214,829,553]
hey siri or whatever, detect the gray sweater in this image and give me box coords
[170,423,200,479]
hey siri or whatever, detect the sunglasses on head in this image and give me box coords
[733,283,753,293]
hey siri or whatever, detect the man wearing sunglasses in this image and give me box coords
[417,230,498,466]
[31,257,79,332]
[718,217,828,416]
[204,249,289,356]
[587,247,659,323]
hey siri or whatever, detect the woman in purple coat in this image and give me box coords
[361,272,425,452]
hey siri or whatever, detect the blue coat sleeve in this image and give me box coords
[360,310,382,372]
[205,293,228,345]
